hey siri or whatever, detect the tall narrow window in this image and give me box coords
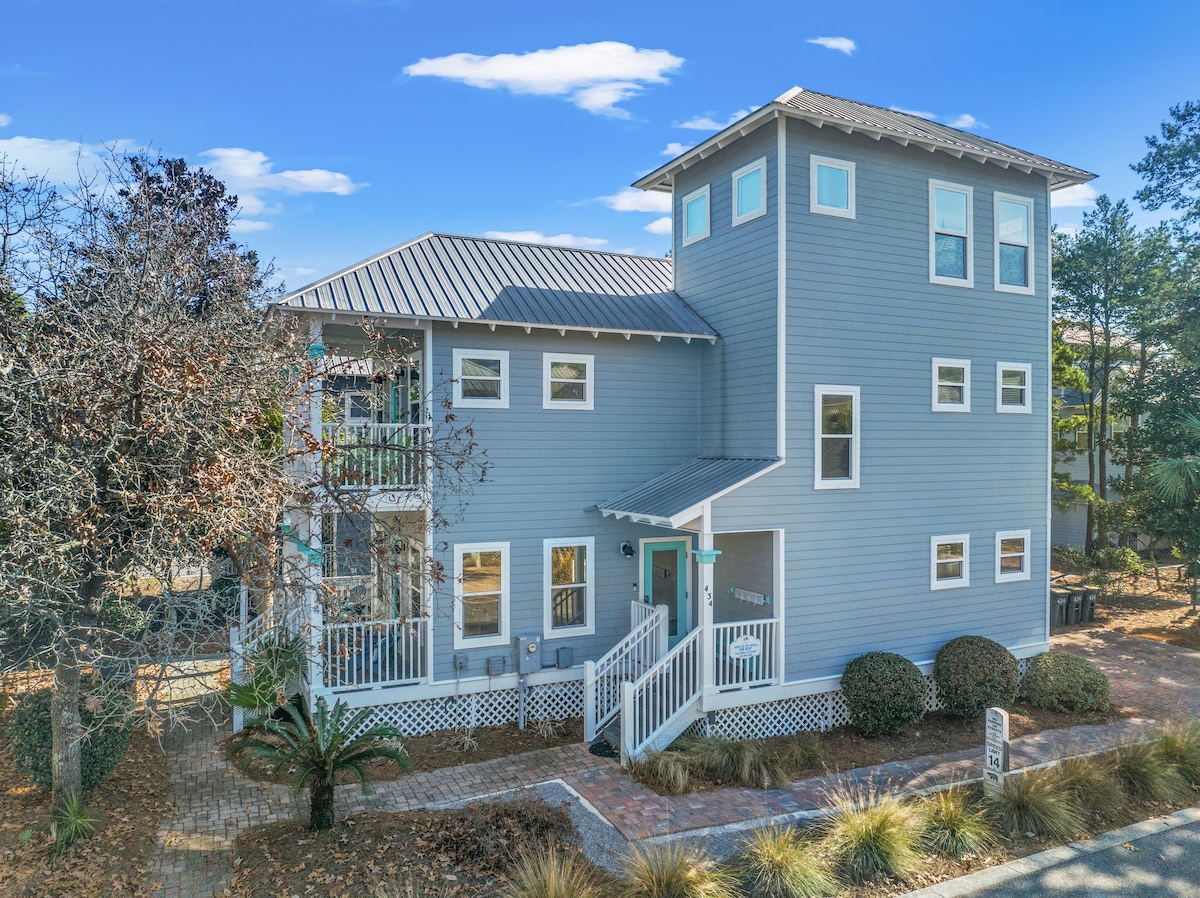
[453,349,509,409]
[543,353,593,410]
[995,193,1034,293]
[995,530,1031,583]
[454,542,509,649]
[810,155,855,219]
[681,184,710,246]
[930,180,973,286]
[931,535,970,589]
[997,362,1032,414]
[732,158,767,226]
[815,386,860,489]
[544,537,595,637]
[932,358,971,412]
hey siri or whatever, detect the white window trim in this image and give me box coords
[453,541,510,650]
[731,157,768,226]
[996,362,1033,414]
[814,385,861,490]
[810,155,856,219]
[543,536,596,638]
[931,358,971,412]
[929,179,974,287]
[994,192,1035,295]
[452,348,509,409]
[995,529,1032,583]
[681,183,711,246]
[931,534,970,590]
[542,352,594,410]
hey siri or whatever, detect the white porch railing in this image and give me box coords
[713,619,779,690]
[322,423,427,489]
[584,602,668,741]
[323,617,428,689]
[620,626,703,764]
[631,599,658,629]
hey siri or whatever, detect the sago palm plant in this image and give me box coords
[235,698,410,830]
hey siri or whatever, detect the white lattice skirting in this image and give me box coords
[352,680,585,736]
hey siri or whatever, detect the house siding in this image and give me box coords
[706,118,1051,683]
[426,323,701,680]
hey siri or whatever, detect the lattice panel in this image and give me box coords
[1018,657,1032,677]
[527,680,585,721]
[924,674,942,713]
[708,688,851,741]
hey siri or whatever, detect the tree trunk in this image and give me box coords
[309,778,336,831]
[51,645,82,814]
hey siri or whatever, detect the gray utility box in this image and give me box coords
[515,634,543,675]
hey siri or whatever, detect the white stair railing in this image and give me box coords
[583,602,668,741]
[620,626,703,765]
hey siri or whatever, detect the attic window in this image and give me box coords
[682,184,710,246]
[732,158,766,226]
[810,155,855,219]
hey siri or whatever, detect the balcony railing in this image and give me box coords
[322,422,427,489]
[323,616,428,689]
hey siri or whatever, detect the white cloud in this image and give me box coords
[1051,183,1099,209]
[661,141,691,157]
[807,36,856,55]
[199,148,364,196]
[0,136,140,183]
[644,217,672,236]
[678,107,757,131]
[890,106,986,130]
[230,219,272,233]
[1053,223,1081,238]
[599,187,670,214]
[0,114,10,128]
[294,267,318,276]
[484,230,609,249]
[890,105,937,121]
[946,113,979,130]
[404,41,683,118]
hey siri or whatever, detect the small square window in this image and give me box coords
[932,358,971,412]
[997,363,1032,414]
[810,155,855,219]
[453,349,508,409]
[681,184,710,246]
[931,534,970,590]
[995,194,1034,294]
[544,537,595,638]
[930,180,973,286]
[995,529,1031,583]
[732,158,767,226]
[543,353,594,410]
[814,385,860,489]
[454,541,510,649]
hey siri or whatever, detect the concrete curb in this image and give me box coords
[901,806,1200,897]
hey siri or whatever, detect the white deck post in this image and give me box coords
[620,680,635,766]
[696,505,718,699]
[655,604,669,658]
[583,660,597,741]
[229,625,245,734]
[305,508,325,702]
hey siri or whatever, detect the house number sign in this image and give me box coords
[727,634,762,660]
[983,706,1009,798]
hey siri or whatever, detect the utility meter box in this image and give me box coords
[515,634,542,674]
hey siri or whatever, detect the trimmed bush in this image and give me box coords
[933,636,1019,719]
[4,686,132,791]
[841,651,927,738]
[1020,652,1110,714]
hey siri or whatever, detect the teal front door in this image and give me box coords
[644,540,689,648]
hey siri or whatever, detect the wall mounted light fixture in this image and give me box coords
[620,541,636,558]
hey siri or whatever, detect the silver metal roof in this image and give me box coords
[636,87,1096,192]
[597,457,781,529]
[277,233,716,340]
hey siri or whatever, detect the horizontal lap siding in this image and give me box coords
[714,118,1051,682]
[427,325,701,680]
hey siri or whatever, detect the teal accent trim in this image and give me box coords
[693,548,722,564]
[279,521,324,564]
[307,341,326,359]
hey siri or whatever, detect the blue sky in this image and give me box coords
[2,0,1197,290]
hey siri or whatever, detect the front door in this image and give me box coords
[644,540,689,648]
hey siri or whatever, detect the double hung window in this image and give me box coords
[815,386,860,489]
[930,180,973,285]
[995,194,1034,293]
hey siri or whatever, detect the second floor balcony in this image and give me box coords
[322,421,428,490]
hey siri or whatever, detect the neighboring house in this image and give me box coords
[262,87,1095,762]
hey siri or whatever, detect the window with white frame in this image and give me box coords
[815,386,860,489]
[932,358,971,412]
[543,537,595,637]
[930,180,973,286]
[995,529,1031,583]
[732,158,767,226]
[682,184,711,246]
[454,542,509,649]
[931,534,970,589]
[997,362,1032,414]
[810,155,856,219]
[995,194,1034,293]
[543,353,593,410]
[453,349,509,409]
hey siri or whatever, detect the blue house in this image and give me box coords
[263,88,1095,762]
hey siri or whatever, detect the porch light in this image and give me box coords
[620,541,636,558]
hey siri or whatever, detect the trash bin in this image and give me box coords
[1066,589,1084,625]
[1050,588,1070,627]
[1080,587,1098,623]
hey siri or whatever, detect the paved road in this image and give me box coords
[907,809,1200,897]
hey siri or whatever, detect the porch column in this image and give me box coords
[308,318,325,454]
[304,508,326,704]
[694,505,721,698]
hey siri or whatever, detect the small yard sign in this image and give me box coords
[726,634,762,660]
[983,706,1010,798]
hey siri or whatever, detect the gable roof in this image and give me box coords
[635,87,1096,192]
[276,233,716,341]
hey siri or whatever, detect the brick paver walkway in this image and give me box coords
[147,627,1200,897]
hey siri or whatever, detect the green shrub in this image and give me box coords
[822,786,924,884]
[4,685,132,791]
[1092,546,1146,576]
[1051,546,1091,574]
[840,651,927,738]
[933,636,1019,719]
[919,788,997,858]
[734,827,838,898]
[1020,652,1110,714]
[1112,741,1192,804]
[988,767,1082,839]
[620,842,737,898]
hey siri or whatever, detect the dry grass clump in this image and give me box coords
[620,841,738,898]
[1112,741,1192,804]
[919,787,997,858]
[1053,754,1126,817]
[734,827,839,898]
[682,736,791,790]
[821,785,924,884]
[1154,720,1200,788]
[988,767,1083,839]
[629,751,692,795]
[502,844,606,898]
